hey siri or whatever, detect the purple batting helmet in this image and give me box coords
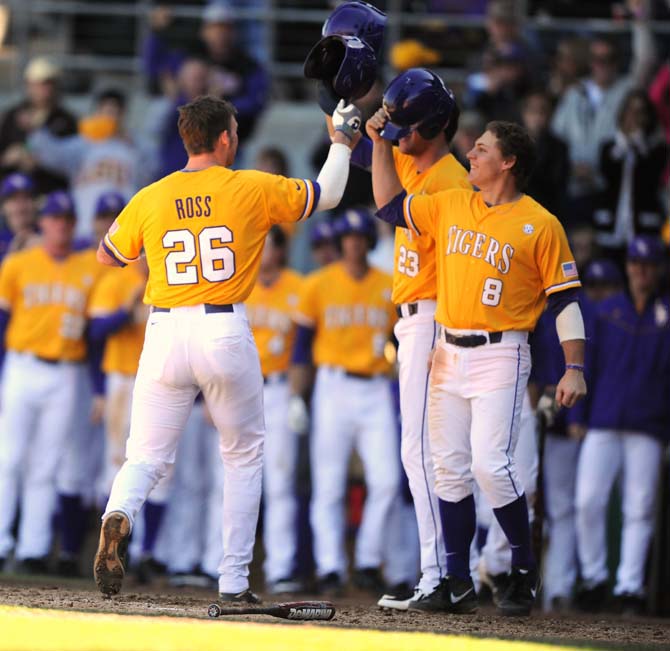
[39,190,75,218]
[381,68,457,141]
[0,173,34,200]
[95,191,126,217]
[627,235,667,264]
[583,259,623,286]
[333,207,377,249]
[304,1,386,102]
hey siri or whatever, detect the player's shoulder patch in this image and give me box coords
[523,223,535,235]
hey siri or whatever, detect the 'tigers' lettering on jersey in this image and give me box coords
[324,304,390,329]
[445,225,515,275]
[174,195,212,220]
[23,283,87,310]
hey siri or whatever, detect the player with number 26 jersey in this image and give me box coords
[103,169,317,307]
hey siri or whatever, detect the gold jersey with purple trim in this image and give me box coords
[0,246,103,361]
[403,190,581,331]
[294,262,396,376]
[246,269,302,376]
[88,264,147,376]
[392,148,471,305]
[103,167,318,308]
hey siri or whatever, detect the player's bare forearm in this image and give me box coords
[555,338,586,408]
[96,241,120,267]
[289,363,313,398]
[371,139,402,209]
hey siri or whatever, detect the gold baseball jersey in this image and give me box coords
[0,247,102,361]
[403,190,581,331]
[88,264,147,376]
[102,167,318,308]
[294,262,396,375]
[392,149,471,305]
[246,269,302,376]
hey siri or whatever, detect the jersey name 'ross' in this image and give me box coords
[445,225,515,275]
[175,195,212,220]
[324,304,390,329]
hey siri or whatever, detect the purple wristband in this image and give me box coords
[566,363,584,372]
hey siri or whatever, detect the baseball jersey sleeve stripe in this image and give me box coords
[103,234,136,266]
[544,279,582,295]
[299,179,317,221]
[404,193,421,236]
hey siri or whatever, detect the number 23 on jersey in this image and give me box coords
[163,226,236,285]
[397,245,419,278]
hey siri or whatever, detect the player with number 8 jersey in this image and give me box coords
[93,96,360,600]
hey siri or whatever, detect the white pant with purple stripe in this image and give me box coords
[429,328,531,509]
[394,302,445,592]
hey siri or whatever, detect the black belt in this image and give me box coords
[344,371,376,381]
[35,355,61,365]
[442,331,504,347]
[153,304,234,314]
[263,372,287,384]
[395,303,418,318]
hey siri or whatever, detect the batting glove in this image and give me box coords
[537,393,558,428]
[288,395,310,435]
[332,100,362,141]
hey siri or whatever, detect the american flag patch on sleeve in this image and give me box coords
[561,261,578,278]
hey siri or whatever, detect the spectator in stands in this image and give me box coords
[27,89,150,239]
[466,46,531,123]
[143,0,269,142]
[0,57,77,196]
[592,89,667,264]
[152,57,211,180]
[552,12,657,222]
[547,37,590,103]
[521,90,570,221]
[451,110,486,170]
[573,235,670,616]
[0,174,39,261]
[648,59,670,184]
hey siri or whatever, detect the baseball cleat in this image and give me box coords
[317,572,345,597]
[94,511,130,597]
[268,576,304,595]
[218,589,261,604]
[377,582,415,610]
[352,567,386,594]
[409,575,478,614]
[497,566,540,617]
[479,568,511,607]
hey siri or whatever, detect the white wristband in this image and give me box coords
[315,143,351,212]
[555,301,585,342]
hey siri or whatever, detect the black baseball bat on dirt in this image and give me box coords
[207,601,336,621]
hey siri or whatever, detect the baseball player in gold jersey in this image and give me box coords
[337,68,474,609]
[93,95,362,600]
[0,191,104,571]
[246,226,303,593]
[370,118,587,616]
[291,208,398,595]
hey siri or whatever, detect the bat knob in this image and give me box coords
[207,603,221,618]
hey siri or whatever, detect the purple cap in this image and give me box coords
[310,220,335,247]
[627,235,666,263]
[95,191,126,217]
[583,259,623,285]
[0,173,35,200]
[40,190,76,218]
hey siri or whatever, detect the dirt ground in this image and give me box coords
[1,577,669,650]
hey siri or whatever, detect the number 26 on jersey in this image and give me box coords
[163,226,236,285]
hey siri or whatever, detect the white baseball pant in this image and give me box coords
[394,300,446,592]
[0,352,81,559]
[543,433,581,607]
[310,366,400,577]
[154,400,223,577]
[262,375,299,584]
[480,390,538,576]
[575,429,662,596]
[103,304,264,594]
[429,329,532,509]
